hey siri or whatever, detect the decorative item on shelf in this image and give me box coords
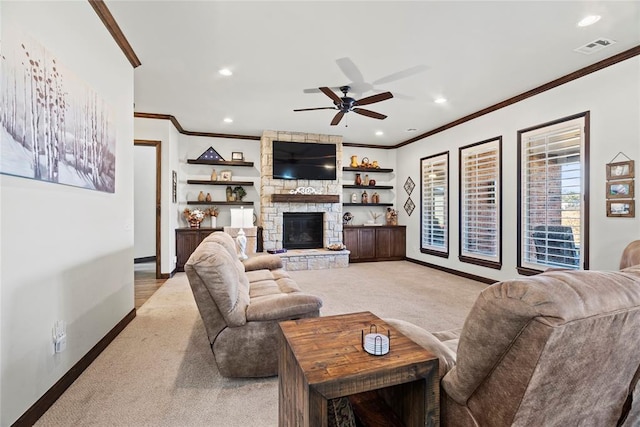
[360,157,370,168]
[369,179,376,186]
[226,186,235,201]
[351,193,358,203]
[172,170,177,203]
[183,208,208,228]
[343,212,354,225]
[370,211,382,224]
[206,206,219,228]
[386,207,398,225]
[350,155,359,168]
[364,174,369,186]
[205,192,212,202]
[233,186,247,201]
[230,207,253,260]
[210,169,217,181]
[197,146,224,161]
[220,170,232,181]
[197,191,206,202]
[289,186,323,195]
[372,160,380,169]
[355,173,362,185]
[232,152,244,161]
[361,190,368,204]
[371,192,380,204]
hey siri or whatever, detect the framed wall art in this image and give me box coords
[606,200,635,218]
[220,170,232,181]
[606,160,634,180]
[606,180,634,199]
[232,152,244,161]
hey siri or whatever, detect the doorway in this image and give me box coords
[134,139,161,279]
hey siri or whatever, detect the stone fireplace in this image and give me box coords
[283,212,324,249]
[260,130,344,252]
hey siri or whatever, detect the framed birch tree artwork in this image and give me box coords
[1,30,116,193]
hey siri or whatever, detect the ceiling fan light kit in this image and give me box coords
[294,85,393,126]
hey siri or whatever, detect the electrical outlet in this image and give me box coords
[53,320,67,353]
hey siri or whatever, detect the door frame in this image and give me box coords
[134,139,162,279]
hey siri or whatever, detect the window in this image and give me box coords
[459,137,502,269]
[517,112,589,274]
[421,152,449,257]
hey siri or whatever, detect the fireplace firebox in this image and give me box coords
[283,213,323,249]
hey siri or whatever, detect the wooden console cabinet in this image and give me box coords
[343,225,406,262]
[175,228,220,272]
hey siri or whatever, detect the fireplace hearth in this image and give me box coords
[283,213,323,249]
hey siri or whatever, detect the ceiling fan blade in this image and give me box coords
[355,92,393,106]
[293,107,337,112]
[336,57,365,84]
[353,108,387,120]
[372,64,428,85]
[319,87,342,104]
[303,86,340,94]
[373,88,414,100]
[330,111,345,126]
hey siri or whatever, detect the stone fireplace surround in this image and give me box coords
[260,130,344,252]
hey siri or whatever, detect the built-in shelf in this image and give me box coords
[343,185,394,190]
[187,180,254,186]
[342,167,394,173]
[343,203,394,207]
[272,194,340,203]
[187,201,253,206]
[187,159,254,167]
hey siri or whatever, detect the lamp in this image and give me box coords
[230,207,253,260]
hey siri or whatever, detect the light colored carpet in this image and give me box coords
[36,261,487,427]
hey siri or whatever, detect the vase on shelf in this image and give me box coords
[211,216,217,228]
[197,191,205,202]
[211,169,217,181]
[189,219,201,229]
[350,155,358,168]
[205,192,212,202]
[355,173,362,185]
[361,190,368,204]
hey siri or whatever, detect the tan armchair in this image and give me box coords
[185,232,322,377]
[388,265,640,426]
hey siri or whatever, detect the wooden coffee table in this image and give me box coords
[278,311,439,426]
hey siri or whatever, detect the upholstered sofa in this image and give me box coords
[386,255,640,426]
[185,231,323,377]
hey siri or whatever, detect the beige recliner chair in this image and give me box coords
[185,231,322,377]
[388,262,640,426]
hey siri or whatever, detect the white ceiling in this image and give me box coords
[107,1,640,147]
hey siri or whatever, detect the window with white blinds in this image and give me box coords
[421,152,448,256]
[459,138,501,268]
[518,113,588,273]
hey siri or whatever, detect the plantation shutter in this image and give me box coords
[421,152,448,255]
[521,118,583,271]
[460,139,501,267]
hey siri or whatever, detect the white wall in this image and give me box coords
[134,145,156,259]
[398,57,640,281]
[0,2,134,425]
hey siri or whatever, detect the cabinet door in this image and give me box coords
[343,228,360,259]
[389,227,406,258]
[375,228,393,259]
[176,230,200,271]
[358,228,377,260]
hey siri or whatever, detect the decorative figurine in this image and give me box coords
[351,193,358,203]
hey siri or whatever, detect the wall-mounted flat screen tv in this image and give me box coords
[273,141,337,180]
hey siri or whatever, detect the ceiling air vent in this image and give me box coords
[574,38,616,55]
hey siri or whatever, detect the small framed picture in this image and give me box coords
[606,160,634,180]
[172,170,177,203]
[606,180,634,199]
[220,170,232,181]
[606,200,635,218]
[232,152,244,161]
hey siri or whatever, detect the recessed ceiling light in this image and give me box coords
[434,97,447,104]
[578,15,601,27]
[218,68,233,76]
[375,131,384,136]
[223,117,233,123]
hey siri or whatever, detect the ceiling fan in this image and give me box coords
[294,86,393,126]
